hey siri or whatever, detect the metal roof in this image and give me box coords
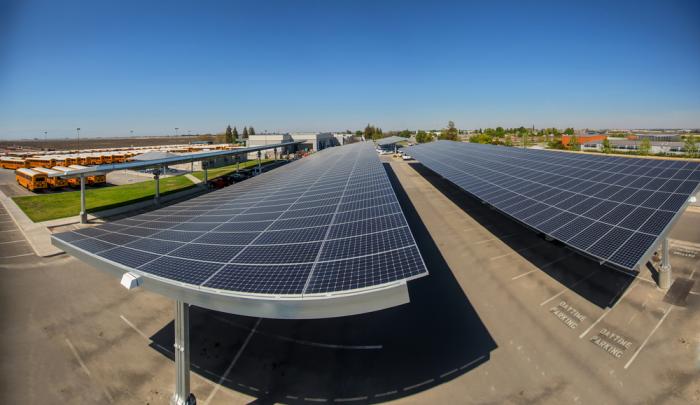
[376,136,408,146]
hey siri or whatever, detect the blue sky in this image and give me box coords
[1,0,699,139]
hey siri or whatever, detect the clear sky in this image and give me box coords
[1,0,699,139]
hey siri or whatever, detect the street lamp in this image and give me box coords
[43,131,48,151]
[175,127,179,136]
[76,127,81,151]
[130,130,134,137]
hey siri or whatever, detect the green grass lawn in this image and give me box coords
[13,175,196,223]
[190,158,274,180]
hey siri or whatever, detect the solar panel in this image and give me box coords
[376,136,407,146]
[52,142,428,297]
[406,141,700,270]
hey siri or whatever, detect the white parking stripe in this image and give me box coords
[0,253,33,259]
[204,318,261,405]
[624,305,673,370]
[578,279,639,339]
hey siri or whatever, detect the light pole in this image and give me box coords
[44,131,48,151]
[76,127,81,151]
[130,130,134,137]
[175,127,179,137]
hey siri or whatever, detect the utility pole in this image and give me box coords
[76,128,81,151]
[44,131,48,151]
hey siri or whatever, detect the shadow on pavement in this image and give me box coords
[407,162,636,309]
[148,162,498,404]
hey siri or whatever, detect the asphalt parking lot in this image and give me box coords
[0,157,698,404]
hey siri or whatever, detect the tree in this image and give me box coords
[469,133,493,144]
[568,135,580,151]
[232,126,239,140]
[225,125,233,144]
[440,121,459,141]
[416,130,432,143]
[602,138,612,154]
[504,135,514,147]
[684,134,698,157]
[639,138,651,155]
[398,129,412,138]
[564,127,575,135]
[242,126,249,139]
[249,126,255,135]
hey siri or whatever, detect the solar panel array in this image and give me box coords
[406,141,700,270]
[53,143,427,296]
[376,136,407,146]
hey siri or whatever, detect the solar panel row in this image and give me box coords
[406,141,700,270]
[53,143,428,296]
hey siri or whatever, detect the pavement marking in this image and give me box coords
[374,390,398,398]
[403,378,434,391]
[578,280,640,339]
[540,271,600,307]
[474,232,524,245]
[511,254,575,281]
[439,368,459,378]
[214,315,382,350]
[624,305,673,370]
[460,355,487,370]
[490,241,548,261]
[0,239,25,244]
[0,229,21,233]
[0,253,33,259]
[65,338,91,377]
[119,315,152,341]
[334,396,368,402]
[304,398,328,402]
[511,269,537,280]
[203,318,261,405]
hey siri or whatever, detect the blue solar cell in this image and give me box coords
[98,247,160,268]
[203,263,313,294]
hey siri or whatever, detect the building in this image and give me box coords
[562,134,607,147]
[582,139,686,155]
[245,134,294,159]
[628,133,681,142]
[290,132,336,152]
[333,133,355,145]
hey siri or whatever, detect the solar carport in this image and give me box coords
[376,136,408,153]
[52,142,428,404]
[406,140,700,288]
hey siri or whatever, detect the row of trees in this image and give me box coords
[224,125,256,143]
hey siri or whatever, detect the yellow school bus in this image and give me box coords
[16,168,48,191]
[25,157,56,169]
[32,167,68,189]
[68,165,106,185]
[0,157,28,170]
[111,153,126,163]
[52,166,81,187]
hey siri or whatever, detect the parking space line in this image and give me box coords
[578,280,639,339]
[0,240,25,244]
[402,378,434,391]
[491,241,548,261]
[119,315,152,341]
[540,271,599,306]
[203,318,261,405]
[0,253,33,259]
[624,305,673,370]
[511,254,574,281]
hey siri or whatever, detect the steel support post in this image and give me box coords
[154,169,161,205]
[257,150,261,175]
[659,238,671,289]
[170,300,194,405]
[79,175,87,224]
[203,161,208,186]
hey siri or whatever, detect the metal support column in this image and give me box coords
[236,156,240,172]
[154,168,161,205]
[79,175,87,224]
[257,150,261,175]
[203,161,208,187]
[659,238,671,289]
[171,300,194,405]
[274,147,277,161]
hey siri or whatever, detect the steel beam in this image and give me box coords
[79,175,87,224]
[659,238,671,289]
[170,300,194,405]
